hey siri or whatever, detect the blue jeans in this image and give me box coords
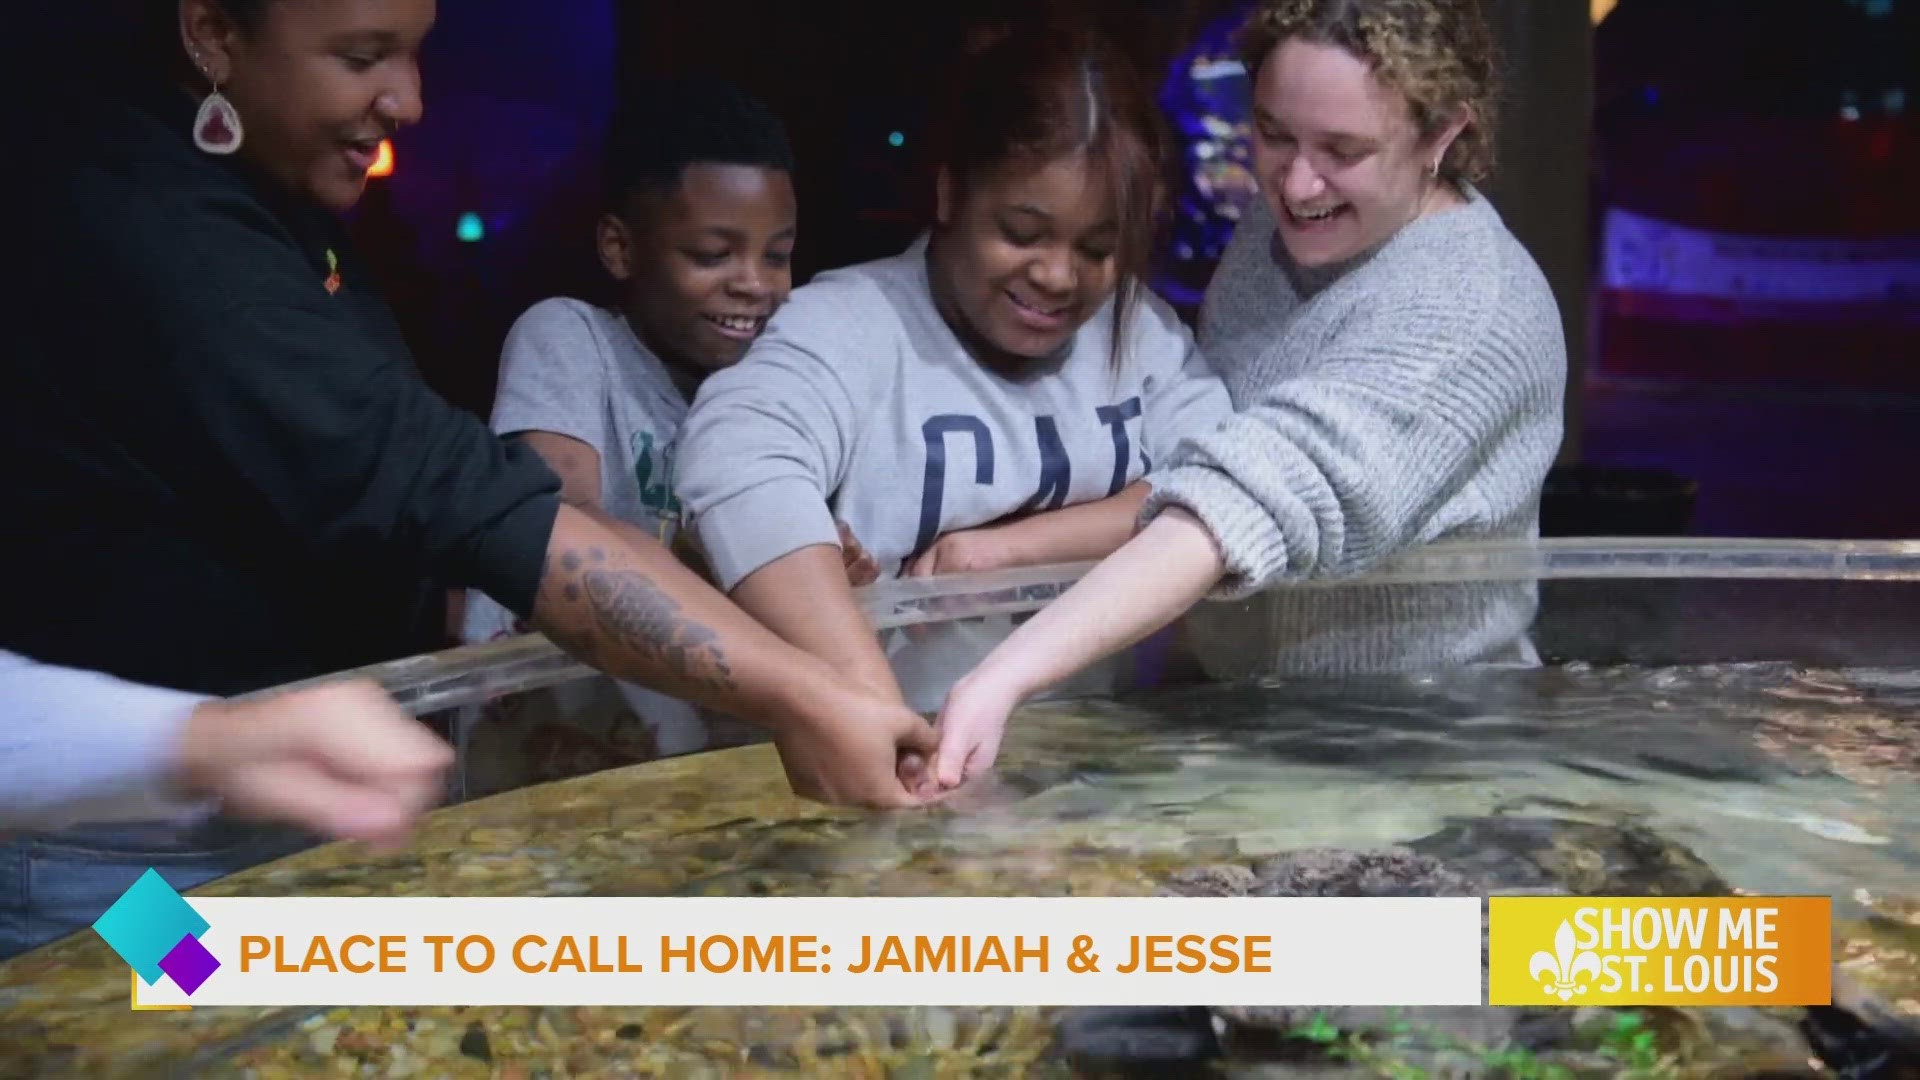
[0,819,315,961]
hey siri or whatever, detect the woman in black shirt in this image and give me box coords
[0,0,936,957]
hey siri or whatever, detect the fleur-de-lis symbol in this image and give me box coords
[1528,919,1601,1001]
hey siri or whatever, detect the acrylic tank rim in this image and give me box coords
[866,535,1920,604]
[243,535,1920,718]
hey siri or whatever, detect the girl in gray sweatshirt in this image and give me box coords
[924,0,1568,790]
[675,28,1234,716]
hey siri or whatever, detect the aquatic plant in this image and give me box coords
[1599,1010,1670,1074]
[1280,1007,1682,1080]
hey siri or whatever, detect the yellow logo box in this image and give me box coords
[1489,896,1830,1007]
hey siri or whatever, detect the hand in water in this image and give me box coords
[922,673,1023,793]
[775,685,942,809]
[175,681,454,850]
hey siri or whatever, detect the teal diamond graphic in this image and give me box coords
[92,869,210,985]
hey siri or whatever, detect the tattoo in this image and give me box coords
[541,547,736,694]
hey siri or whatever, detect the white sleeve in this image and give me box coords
[0,651,219,831]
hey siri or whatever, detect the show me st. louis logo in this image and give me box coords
[93,868,220,1009]
[1529,918,1602,1001]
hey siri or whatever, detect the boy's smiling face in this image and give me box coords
[598,162,798,378]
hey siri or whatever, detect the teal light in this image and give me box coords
[456,212,485,243]
[888,131,905,148]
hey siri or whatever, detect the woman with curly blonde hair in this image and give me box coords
[924,0,1568,791]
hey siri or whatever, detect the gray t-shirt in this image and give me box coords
[676,236,1235,712]
[490,297,693,543]
[462,298,714,759]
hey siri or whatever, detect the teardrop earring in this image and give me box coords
[193,66,244,155]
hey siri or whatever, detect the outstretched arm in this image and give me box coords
[926,272,1563,791]
[97,244,930,809]
[905,482,1151,578]
[924,508,1225,789]
[0,651,451,842]
[673,278,908,705]
[529,504,934,808]
[731,545,908,705]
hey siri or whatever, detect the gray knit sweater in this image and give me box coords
[1143,185,1566,677]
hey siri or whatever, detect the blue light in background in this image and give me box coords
[1156,0,1261,268]
[456,212,486,243]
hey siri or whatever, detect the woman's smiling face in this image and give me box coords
[1250,36,1459,267]
[182,0,435,211]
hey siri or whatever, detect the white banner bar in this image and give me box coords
[134,897,1482,1007]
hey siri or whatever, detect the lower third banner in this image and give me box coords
[103,884,1482,1009]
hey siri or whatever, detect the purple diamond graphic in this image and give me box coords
[157,933,220,995]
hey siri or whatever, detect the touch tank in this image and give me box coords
[1,537,1916,1079]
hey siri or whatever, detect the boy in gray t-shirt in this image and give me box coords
[459,79,804,790]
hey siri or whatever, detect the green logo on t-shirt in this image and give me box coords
[633,430,681,515]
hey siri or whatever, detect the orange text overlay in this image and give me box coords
[126,896,1482,1008]
[1489,896,1830,1006]
[235,932,1275,976]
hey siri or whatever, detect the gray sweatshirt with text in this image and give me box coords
[676,236,1234,710]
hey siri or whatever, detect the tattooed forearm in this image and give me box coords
[540,547,737,694]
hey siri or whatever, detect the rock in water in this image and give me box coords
[1169,846,1571,1057]
[1404,815,1732,896]
[1157,863,1256,898]
[1802,971,1920,1080]
[1049,1006,1222,1076]
[1149,820,1843,1077]
[1249,847,1481,899]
